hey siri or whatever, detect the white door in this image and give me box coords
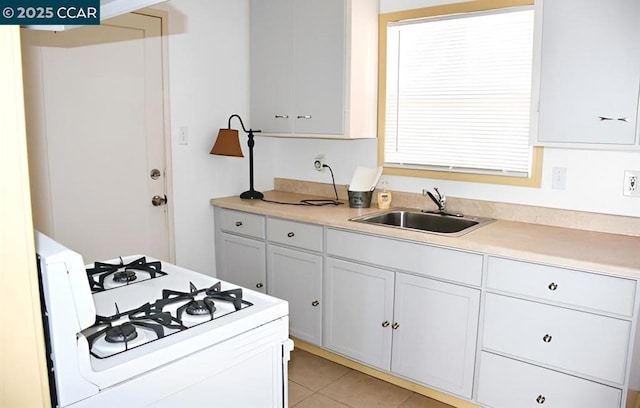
[21,12,172,263]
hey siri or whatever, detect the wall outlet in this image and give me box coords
[313,155,326,171]
[623,170,640,196]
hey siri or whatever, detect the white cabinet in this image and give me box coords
[215,212,326,345]
[324,258,395,368]
[249,0,378,138]
[267,245,322,345]
[266,218,323,346]
[392,273,479,398]
[477,352,622,408]
[323,257,480,398]
[483,293,630,384]
[536,0,640,147]
[215,207,267,293]
[479,256,635,408]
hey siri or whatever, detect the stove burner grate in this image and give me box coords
[83,281,254,359]
[86,256,167,292]
[85,302,186,359]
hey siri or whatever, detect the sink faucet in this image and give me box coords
[422,187,463,217]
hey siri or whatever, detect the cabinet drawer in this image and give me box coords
[267,218,323,252]
[483,294,630,384]
[487,256,636,316]
[218,208,265,239]
[477,352,622,408]
[326,229,482,286]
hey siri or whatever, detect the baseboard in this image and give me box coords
[292,338,479,408]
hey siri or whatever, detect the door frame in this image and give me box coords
[135,7,176,263]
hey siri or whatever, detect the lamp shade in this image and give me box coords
[210,128,244,157]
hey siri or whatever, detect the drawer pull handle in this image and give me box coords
[312,300,320,307]
[599,116,629,122]
[382,321,390,328]
[548,282,558,291]
[536,395,546,404]
[275,114,289,119]
[392,322,400,330]
[287,232,295,238]
[297,115,312,119]
[235,221,243,227]
[542,334,552,343]
[256,283,264,289]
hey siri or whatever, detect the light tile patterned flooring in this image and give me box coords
[288,349,455,408]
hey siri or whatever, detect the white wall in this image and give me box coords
[271,0,640,218]
[157,0,275,275]
[161,0,639,272]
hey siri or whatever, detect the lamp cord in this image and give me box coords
[260,164,344,206]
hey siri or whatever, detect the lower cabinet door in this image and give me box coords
[391,273,480,399]
[323,258,394,370]
[477,352,622,408]
[217,233,266,293]
[267,245,322,345]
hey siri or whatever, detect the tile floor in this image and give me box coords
[288,349,455,408]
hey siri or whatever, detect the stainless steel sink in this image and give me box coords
[349,208,495,236]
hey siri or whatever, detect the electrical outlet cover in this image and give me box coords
[623,170,640,196]
[313,155,326,171]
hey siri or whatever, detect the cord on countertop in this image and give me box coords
[260,164,344,206]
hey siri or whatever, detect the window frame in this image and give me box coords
[377,0,543,188]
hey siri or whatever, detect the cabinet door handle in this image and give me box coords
[287,232,295,238]
[536,395,546,404]
[599,116,629,122]
[542,334,552,343]
[256,282,264,289]
[235,221,243,227]
[548,282,558,291]
[297,115,312,119]
[275,114,289,119]
[312,300,320,307]
[392,322,400,330]
[381,321,390,327]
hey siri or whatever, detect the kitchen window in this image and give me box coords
[378,0,542,187]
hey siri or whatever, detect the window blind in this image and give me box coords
[384,8,535,177]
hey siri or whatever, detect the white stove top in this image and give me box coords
[35,231,289,405]
[84,256,259,360]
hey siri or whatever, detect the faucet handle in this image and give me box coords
[434,187,446,207]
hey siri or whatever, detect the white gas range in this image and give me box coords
[35,231,293,407]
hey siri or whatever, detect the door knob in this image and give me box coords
[151,195,167,206]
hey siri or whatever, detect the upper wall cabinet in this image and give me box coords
[535,0,640,148]
[249,0,378,139]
